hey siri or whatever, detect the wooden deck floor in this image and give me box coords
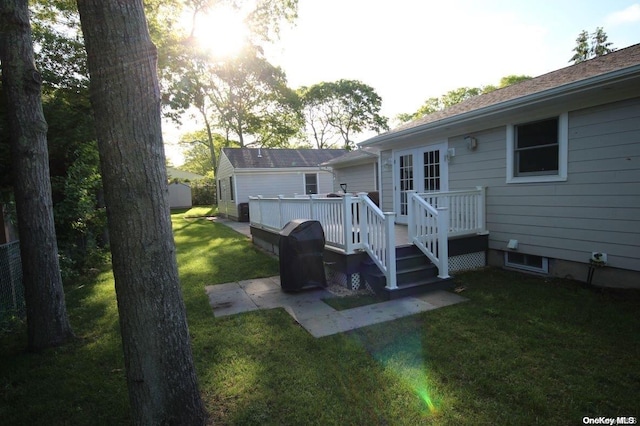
[394,224,410,246]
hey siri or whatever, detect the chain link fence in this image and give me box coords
[0,241,25,325]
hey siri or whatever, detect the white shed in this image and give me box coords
[168,182,192,209]
[216,148,346,221]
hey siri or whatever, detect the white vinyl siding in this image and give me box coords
[445,97,640,271]
[234,170,334,202]
[333,163,377,194]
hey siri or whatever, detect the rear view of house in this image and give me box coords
[360,43,640,288]
[217,148,346,221]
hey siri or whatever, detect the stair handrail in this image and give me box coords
[407,191,450,279]
[357,193,397,290]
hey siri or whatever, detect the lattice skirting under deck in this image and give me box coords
[449,251,486,272]
[324,264,363,291]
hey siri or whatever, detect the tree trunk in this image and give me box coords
[75,1,207,424]
[0,0,74,351]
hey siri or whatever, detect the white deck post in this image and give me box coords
[476,185,486,233]
[384,212,397,289]
[343,194,353,253]
[310,194,316,220]
[436,206,450,279]
[357,193,368,248]
[278,195,285,228]
[407,190,417,243]
[257,196,264,228]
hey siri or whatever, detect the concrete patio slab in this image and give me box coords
[206,276,468,337]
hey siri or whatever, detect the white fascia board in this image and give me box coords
[361,65,640,148]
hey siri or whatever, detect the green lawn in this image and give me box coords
[1,212,638,425]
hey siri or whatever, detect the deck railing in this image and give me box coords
[249,187,485,288]
[249,193,398,289]
[418,186,486,236]
[408,186,486,278]
[408,191,450,279]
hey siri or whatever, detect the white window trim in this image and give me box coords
[504,252,549,274]
[506,112,568,184]
[303,172,319,195]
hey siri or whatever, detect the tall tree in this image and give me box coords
[397,75,532,123]
[299,79,389,150]
[591,27,615,57]
[75,0,206,424]
[570,28,615,64]
[570,29,591,64]
[0,0,75,350]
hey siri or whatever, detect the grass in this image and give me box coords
[1,212,639,425]
[182,205,217,218]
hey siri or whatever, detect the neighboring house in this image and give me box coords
[217,148,346,221]
[168,182,192,209]
[166,167,205,182]
[360,43,640,288]
[321,147,380,195]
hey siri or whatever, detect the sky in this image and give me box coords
[164,0,640,165]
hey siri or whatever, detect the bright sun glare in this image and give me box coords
[188,5,248,58]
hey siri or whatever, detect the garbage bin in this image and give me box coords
[279,219,327,292]
[238,203,250,222]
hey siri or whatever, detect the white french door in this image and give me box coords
[394,143,448,224]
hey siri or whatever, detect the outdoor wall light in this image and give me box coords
[465,136,478,150]
[507,239,519,250]
[445,148,456,162]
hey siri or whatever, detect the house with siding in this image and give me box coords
[321,147,380,196]
[359,43,640,288]
[217,148,346,221]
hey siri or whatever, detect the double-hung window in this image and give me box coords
[506,112,568,183]
[304,173,318,195]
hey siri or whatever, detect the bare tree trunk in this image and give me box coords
[0,0,74,351]
[75,0,207,424]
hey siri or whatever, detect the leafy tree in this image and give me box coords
[179,129,238,176]
[160,0,300,146]
[570,27,615,63]
[570,30,591,64]
[398,75,532,123]
[299,79,389,150]
[76,0,206,423]
[591,27,615,57]
[207,44,302,147]
[0,0,74,350]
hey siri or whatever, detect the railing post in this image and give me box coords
[257,196,264,229]
[343,194,353,253]
[278,195,285,228]
[357,193,368,248]
[384,212,397,289]
[477,185,486,233]
[309,194,316,220]
[407,190,417,243]
[436,206,450,279]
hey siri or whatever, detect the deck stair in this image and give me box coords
[360,245,454,300]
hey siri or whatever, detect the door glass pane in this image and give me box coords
[399,154,413,215]
[424,150,440,191]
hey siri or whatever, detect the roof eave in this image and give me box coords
[361,64,640,147]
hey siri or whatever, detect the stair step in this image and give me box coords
[384,277,454,300]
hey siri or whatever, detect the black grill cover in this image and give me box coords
[278,219,327,291]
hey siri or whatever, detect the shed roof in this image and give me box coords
[222,148,346,169]
[321,147,379,167]
[362,43,640,146]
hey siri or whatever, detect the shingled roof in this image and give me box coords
[321,147,379,167]
[222,148,347,169]
[362,43,640,145]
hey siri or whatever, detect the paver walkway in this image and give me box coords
[205,276,467,338]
